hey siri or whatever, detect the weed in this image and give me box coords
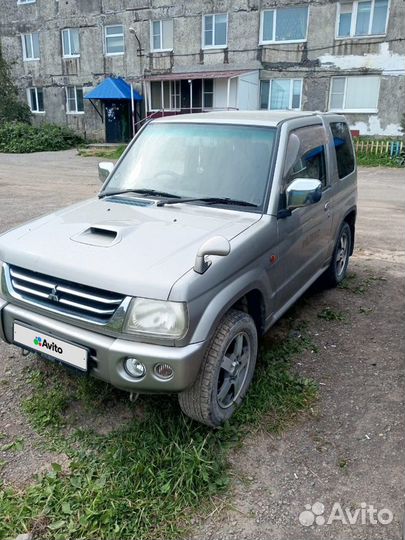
[79,145,126,160]
[317,307,347,322]
[338,273,384,295]
[0,438,24,452]
[359,306,374,315]
[338,458,349,469]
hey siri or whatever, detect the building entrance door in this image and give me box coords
[105,101,130,143]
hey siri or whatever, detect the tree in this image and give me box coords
[0,44,31,124]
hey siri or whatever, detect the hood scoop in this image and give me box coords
[70,222,130,247]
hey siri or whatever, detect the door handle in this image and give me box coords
[324,202,330,211]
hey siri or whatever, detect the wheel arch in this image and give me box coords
[231,288,266,337]
[186,269,272,344]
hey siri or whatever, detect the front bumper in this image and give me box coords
[0,301,205,393]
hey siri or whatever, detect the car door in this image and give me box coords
[273,124,333,309]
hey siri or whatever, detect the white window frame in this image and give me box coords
[21,32,40,61]
[150,20,173,52]
[328,76,380,113]
[261,79,303,111]
[202,13,228,50]
[17,0,36,4]
[27,87,44,113]
[62,28,80,58]
[104,25,125,56]
[149,80,181,112]
[259,7,309,45]
[335,0,390,39]
[65,86,84,114]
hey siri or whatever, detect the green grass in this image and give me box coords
[356,152,404,168]
[338,272,386,295]
[78,145,127,160]
[0,333,317,540]
[317,307,347,322]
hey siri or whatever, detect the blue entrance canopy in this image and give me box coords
[85,77,143,101]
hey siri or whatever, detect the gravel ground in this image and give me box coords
[0,151,404,539]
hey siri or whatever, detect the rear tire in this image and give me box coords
[178,309,258,427]
[324,221,352,287]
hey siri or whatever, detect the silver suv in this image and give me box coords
[0,111,357,426]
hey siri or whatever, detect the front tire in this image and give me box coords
[178,309,258,427]
[324,221,352,287]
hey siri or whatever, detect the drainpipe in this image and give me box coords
[130,84,135,136]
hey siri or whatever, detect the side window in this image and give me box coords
[330,122,355,179]
[282,126,328,195]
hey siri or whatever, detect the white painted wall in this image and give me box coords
[213,78,238,109]
[319,43,405,76]
[349,116,403,136]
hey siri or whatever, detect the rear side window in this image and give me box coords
[330,122,355,179]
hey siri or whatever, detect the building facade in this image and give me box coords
[0,0,404,141]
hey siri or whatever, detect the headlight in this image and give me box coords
[124,298,188,339]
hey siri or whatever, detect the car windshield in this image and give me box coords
[103,122,277,208]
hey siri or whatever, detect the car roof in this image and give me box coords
[151,110,334,128]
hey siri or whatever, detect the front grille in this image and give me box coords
[8,265,125,323]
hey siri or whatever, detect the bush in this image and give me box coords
[0,122,84,153]
[0,47,32,124]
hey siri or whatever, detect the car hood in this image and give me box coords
[0,197,260,299]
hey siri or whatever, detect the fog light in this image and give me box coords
[154,363,174,380]
[124,358,146,379]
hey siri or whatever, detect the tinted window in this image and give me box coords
[330,122,355,179]
[283,125,328,189]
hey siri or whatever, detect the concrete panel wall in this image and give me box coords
[1,0,404,139]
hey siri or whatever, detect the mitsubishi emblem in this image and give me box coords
[48,285,59,303]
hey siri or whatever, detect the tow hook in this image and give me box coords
[129,392,139,402]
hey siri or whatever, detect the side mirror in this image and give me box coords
[98,161,114,183]
[286,178,322,211]
[194,236,231,274]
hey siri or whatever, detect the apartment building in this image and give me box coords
[0,0,404,142]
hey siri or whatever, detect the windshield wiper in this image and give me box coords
[100,188,181,199]
[156,197,258,208]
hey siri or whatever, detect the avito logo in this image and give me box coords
[33,336,63,354]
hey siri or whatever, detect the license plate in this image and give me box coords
[13,323,88,371]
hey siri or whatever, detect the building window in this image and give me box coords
[260,7,309,43]
[17,0,36,4]
[27,87,44,113]
[151,20,173,51]
[329,76,380,112]
[260,79,303,110]
[203,79,214,108]
[336,0,389,38]
[171,81,180,109]
[62,28,80,57]
[150,81,181,110]
[105,25,124,55]
[21,32,40,61]
[203,14,228,48]
[65,86,84,113]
